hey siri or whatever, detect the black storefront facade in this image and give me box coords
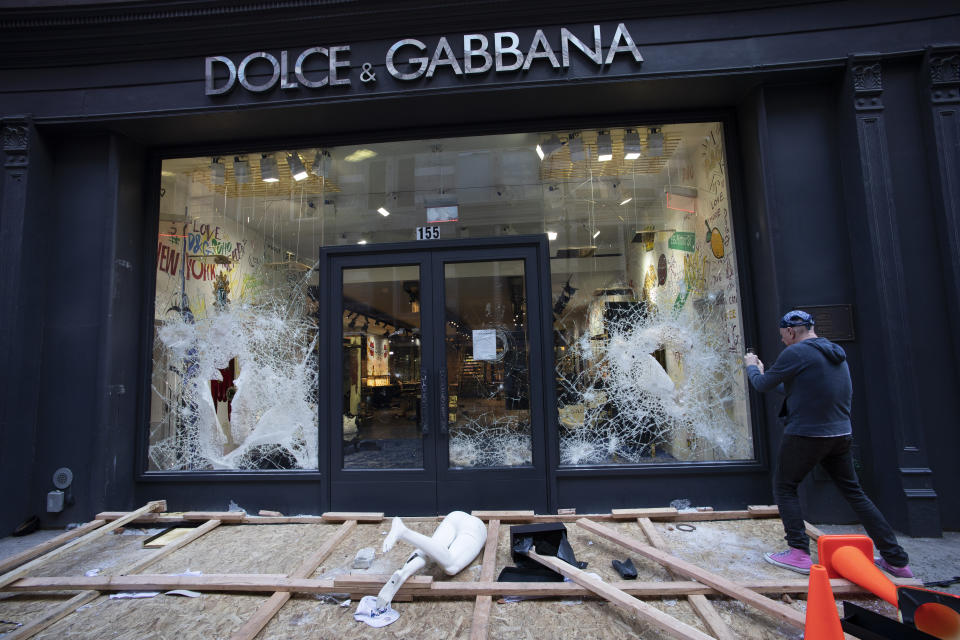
[1,1,958,537]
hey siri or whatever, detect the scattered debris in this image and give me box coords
[352,547,375,569]
[353,595,399,628]
[612,558,638,580]
[258,510,284,517]
[109,592,160,599]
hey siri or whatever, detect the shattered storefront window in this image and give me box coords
[150,168,323,470]
[550,124,752,464]
[149,121,751,471]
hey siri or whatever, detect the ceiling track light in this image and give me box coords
[260,153,279,182]
[233,157,250,184]
[623,130,643,160]
[647,127,664,157]
[287,152,308,181]
[536,134,562,161]
[568,135,586,163]
[311,150,330,179]
[210,157,225,185]
[597,132,613,162]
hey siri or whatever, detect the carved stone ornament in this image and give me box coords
[929,50,960,104]
[852,62,882,93]
[2,120,30,168]
[1,123,28,152]
[849,57,884,112]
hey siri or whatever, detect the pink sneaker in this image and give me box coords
[764,548,812,574]
[874,558,914,579]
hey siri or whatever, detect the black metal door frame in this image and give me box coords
[319,235,557,515]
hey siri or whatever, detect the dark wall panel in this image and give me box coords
[883,58,960,529]
[32,135,111,527]
[0,124,52,534]
[749,81,881,523]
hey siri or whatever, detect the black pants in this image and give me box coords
[775,434,909,567]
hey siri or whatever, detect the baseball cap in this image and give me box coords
[779,310,814,328]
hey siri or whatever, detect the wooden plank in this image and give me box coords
[611,507,678,520]
[578,518,808,629]
[524,549,714,640]
[0,500,165,591]
[229,519,357,640]
[182,511,246,522]
[122,519,222,575]
[334,574,433,590]
[4,591,99,640]
[321,512,383,523]
[638,517,735,640]
[747,505,780,517]
[805,521,825,540]
[0,520,106,574]
[7,574,921,597]
[243,516,326,524]
[661,510,753,522]
[142,527,194,549]
[6,515,217,640]
[470,510,535,522]
[258,510,283,517]
[469,519,500,640]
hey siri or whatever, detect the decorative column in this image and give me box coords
[924,46,960,365]
[0,115,45,533]
[844,55,941,536]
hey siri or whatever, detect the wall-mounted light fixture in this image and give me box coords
[260,153,279,182]
[233,157,250,184]
[210,157,225,185]
[597,132,612,162]
[287,152,308,181]
[623,130,643,160]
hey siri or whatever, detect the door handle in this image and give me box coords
[439,367,449,435]
[420,371,429,436]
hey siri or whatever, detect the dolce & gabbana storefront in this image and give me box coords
[1,1,957,534]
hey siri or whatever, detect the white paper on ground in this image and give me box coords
[353,595,399,628]
[110,592,160,599]
[164,590,202,598]
[84,568,101,577]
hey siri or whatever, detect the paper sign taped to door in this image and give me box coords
[472,329,497,361]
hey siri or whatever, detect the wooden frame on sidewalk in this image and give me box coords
[1,503,919,639]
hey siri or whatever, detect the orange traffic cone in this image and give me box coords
[805,564,845,639]
[831,545,899,607]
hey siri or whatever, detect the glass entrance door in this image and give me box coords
[322,238,553,514]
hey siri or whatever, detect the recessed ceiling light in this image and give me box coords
[377,207,390,217]
[620,197,633,206]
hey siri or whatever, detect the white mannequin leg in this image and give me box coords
[383,518,459,568]
[375,551,426,610]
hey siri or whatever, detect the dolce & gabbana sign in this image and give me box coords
[205,23,643,96]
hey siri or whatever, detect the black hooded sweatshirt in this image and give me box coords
[746,337,853,437]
